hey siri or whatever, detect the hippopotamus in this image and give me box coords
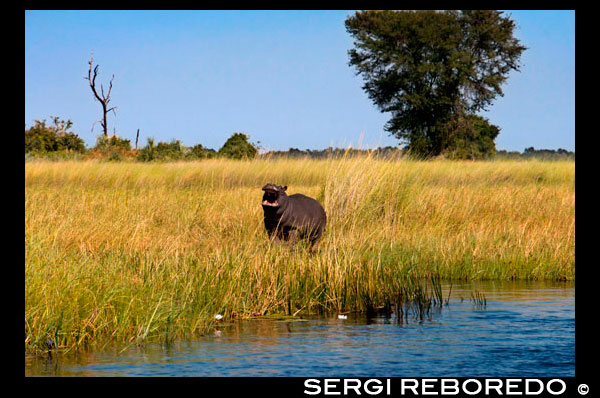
[261,183,326,247]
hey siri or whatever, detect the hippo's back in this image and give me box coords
[286,193,326,238]
[288,193,326,216]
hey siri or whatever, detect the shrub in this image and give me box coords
[138,138,188,161]
[90,134,133,160]
[94,135,131,152]
[186,144,216,160]
[25,119,86,154]
[25,121,59,153]
[155,140,184,160]
[137,138,156,161]
[446,115,500,160]
[218,132,258,159]
[59,132,86,152]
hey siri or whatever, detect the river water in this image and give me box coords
[25,281,574,377]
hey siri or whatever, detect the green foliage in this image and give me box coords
[94,135,131,152]
[138,138,193,161]
[219,132,258,159]
[187,143,216,160]
[445,115,500,159]
[59,133,87,153]
[137,138,157,161]
[155,140,184,160]
[345,10,526,158]
[25,121,60,153]
[25,119,86,154]
[92,134,131,161]
[218,133,258,159]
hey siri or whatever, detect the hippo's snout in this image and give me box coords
[262,198,279,207]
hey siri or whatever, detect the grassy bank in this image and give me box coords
[25,157,574,353]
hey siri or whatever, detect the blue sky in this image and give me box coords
[25,10,575,152]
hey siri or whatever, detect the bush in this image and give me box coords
[446,115,500,160]
[25,119,86,154]
[25,121,59,153]
[156,140,184,160]
[138,138,189,161]
[137,138,156,161]
[59,132,87,152]
[94,135,131,152]
[218,132,258,159]
[186,143,216,160]
[90,134,133,160]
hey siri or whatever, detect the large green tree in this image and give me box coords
[345,10,525,158]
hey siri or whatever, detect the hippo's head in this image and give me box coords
[262,183,288,208]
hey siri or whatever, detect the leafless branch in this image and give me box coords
[91,119,102,132]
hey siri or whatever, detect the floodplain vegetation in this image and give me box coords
[25,156,574,354]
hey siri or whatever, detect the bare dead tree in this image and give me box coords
[135,128,140,150]
[85,53,117,137]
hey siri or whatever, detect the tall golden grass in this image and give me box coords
[25,156,574,353]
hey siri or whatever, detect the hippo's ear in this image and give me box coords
[282,186,288,192]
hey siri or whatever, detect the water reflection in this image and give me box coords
[25,280,574,377]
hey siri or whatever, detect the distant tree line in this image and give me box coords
[265,146,404,159]
[25,118,573,162]
[495,147,574,161]
[265,146,574,161]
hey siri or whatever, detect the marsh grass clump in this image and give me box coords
[25,156,574,353]
[470,290,488,308]
[388,274,444,321]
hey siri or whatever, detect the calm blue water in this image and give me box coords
[25,281,574,377]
